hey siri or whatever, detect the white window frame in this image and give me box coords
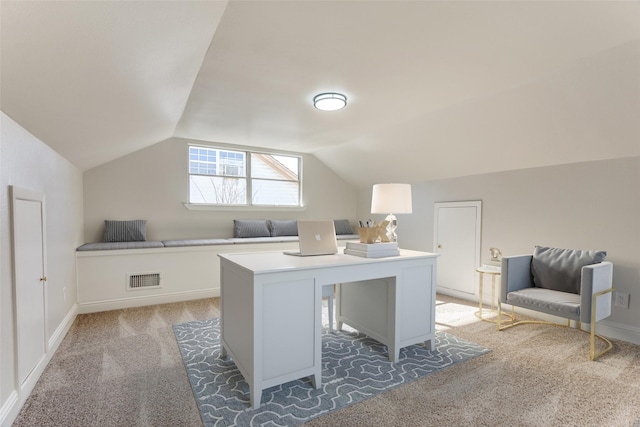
[185,145,304,210]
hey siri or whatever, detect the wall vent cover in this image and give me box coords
[128,273,161,290]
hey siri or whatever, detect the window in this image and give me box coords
[189,146,301,206]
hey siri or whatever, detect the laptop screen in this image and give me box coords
[285,220,338,256]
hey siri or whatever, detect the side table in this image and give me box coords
[475,265,511,323]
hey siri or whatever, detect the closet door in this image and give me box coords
[12,186,48,387]
[434,201,481,297]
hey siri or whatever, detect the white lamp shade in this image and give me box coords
[371,183,413,214]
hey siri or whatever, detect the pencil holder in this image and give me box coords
[358,227,378,244]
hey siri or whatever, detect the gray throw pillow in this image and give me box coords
[233,219,270,238]
[333,219,354,235]
[531,246,607,294]
[270,220,298,237]
[103,220,147,242]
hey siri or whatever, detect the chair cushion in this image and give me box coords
[507,287,581,319]
[531,246,606,294]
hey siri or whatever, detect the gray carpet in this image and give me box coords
[12,295,640,426]
[173,318,489,426]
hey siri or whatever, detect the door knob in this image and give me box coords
[437,244,442,249]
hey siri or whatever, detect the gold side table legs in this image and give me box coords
[475,267,512,324]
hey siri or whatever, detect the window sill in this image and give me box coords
[183,203,307,212]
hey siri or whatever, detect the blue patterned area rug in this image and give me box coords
[173,318,489,427]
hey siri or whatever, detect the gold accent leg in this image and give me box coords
[490,274,496,311]
[478,272,484,320]
[498,287,614,361]
[589,288,614,361]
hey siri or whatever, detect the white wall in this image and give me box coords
[358,156,640,341]
[82,137,358,242]
[0,112,84,425]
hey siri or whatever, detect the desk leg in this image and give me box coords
[389,345,399,363]
[425,338,435,351]
[250,385,262,409]
[335,283,343,331]
[309,371,322,390]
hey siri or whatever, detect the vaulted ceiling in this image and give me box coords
[2,1,639,188]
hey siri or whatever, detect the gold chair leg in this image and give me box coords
[497,287,614,361]
[588,288,614,361]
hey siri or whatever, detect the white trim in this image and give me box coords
[48,304,78,352]
[598,319,640,345]
[0,391,18,427]
[183,203,306,212]
[0,304,77,427]
[77,289,219,314]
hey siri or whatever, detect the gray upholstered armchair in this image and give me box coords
[498,246,614,361]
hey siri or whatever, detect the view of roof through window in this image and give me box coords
[188,146,300,206]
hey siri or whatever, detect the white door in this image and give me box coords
[12,186,47,387]
[434,201,481,297]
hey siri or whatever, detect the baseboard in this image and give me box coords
[0,391,18,427]
[0,304,77,427]
[49,303,78,351]
[77,288,220,314]
[436,287,476,303]
[597,320,640,345]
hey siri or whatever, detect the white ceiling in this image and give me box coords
[2,1,639,188]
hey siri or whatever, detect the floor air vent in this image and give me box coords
[128,273,161,290]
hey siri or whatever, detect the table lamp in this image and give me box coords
[370,183,413,243]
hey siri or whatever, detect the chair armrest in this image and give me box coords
[500,255,534,303]
[580,261,613,323]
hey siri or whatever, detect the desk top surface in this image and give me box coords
[219,248,438,274]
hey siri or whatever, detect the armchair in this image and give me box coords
[497,246,614,361]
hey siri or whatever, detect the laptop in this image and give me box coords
[283,220,339,256]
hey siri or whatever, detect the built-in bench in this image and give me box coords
[76,230,359,314]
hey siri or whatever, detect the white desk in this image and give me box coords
[218,249,439,409]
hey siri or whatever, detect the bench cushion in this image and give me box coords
[227,236,300,244]
[531,246,606,294]
[162,239,232,248]
[77,234,359,251]
[77,241,164,251]
[507,287,581,320]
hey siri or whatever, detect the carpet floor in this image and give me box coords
[13,294,640,426]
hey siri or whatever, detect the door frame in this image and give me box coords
[433,200,482,299]
[10,185,48,390]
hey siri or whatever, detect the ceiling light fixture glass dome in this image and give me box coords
[313,92,347,111]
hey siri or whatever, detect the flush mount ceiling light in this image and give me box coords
[313,92,347,111]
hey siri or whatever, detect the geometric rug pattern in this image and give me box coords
[173,318,489,427]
